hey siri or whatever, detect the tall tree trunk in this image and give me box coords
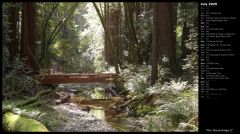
[135,2,142,64]
[104,3,111,65]
[181,4,190,60]
[22,2,37,73]
[126,3,140,64]
[104,3,121,67]
[172,3,177,58]
[172,2,181,75]
[157,3,176,72]
[123,3,130,63]
[151,3,159,85]
[108,7,120,65]
[8,3,19,63]
[93,2,120,74]
[144,2,152,65]
[181,20,189,59]
[151,2,176,85]
[118,3,123,65]
[123,2,137,64]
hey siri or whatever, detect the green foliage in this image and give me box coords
[136,104,154,117]
[36,3,84,68]
[143,115,172,132]
[83,3,105,72]
[142,80,198,132]
[2,46,10,71]
[182,53,198,80]
[37,3,106,73]
[50,39,95,73]
[120,63,198,131]
[157,56,174,83]
[90,87,106,99]
[2,59,40,100]
[121,65,151,94]
[134,6,152,64]
[2,2,199,132]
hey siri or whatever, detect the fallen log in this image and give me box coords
[119,95,144,109]
[2,112,49,132]
[17,89,51,107]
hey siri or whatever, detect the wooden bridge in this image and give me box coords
[38,73,118,85]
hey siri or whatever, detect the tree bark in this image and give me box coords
[22,2,37,73]
[151,2,176,85]
[94,2,120,73]
[8,3,19,63]
[181,4,190,60]
[151,3,159,85]
[108,7,120,65]
[157,3,176,68]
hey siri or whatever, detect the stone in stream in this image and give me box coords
[79,105,91,112]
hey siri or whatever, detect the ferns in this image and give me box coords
[2,59,40,100]
[120,65,198,132]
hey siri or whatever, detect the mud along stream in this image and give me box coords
[50,83,143,132]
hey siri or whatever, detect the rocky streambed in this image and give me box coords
[51,103,116,132]
[48,83,144,132]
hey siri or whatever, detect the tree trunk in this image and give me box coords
[104,3,111,65]
[157,3,176,68]
[172,3,177,59]
[151,2,176,85]
[151,3,159,85]
[123,3,136,64]
[123,3,130,63]
[108,8,120,65]
[181,4,190,60]
[134,2,142,64]
[143,2,152,65]
[125,3,140,64]
[8,3,19,63]
[93,2,120,74]
[155,2,176,75]
[22,2,37,73]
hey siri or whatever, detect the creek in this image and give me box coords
[54,83,144,132]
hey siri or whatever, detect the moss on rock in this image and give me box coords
[2,112,49,132]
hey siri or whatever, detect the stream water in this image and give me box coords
[56,83,143,132]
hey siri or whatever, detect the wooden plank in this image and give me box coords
[42,73,117,76]
[39,73,117,84]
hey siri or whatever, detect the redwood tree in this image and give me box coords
[151,2,176,85]
[151,3,159,85]
[105,5,121,65]
[22,2,37,72]
[8,3,19,63]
